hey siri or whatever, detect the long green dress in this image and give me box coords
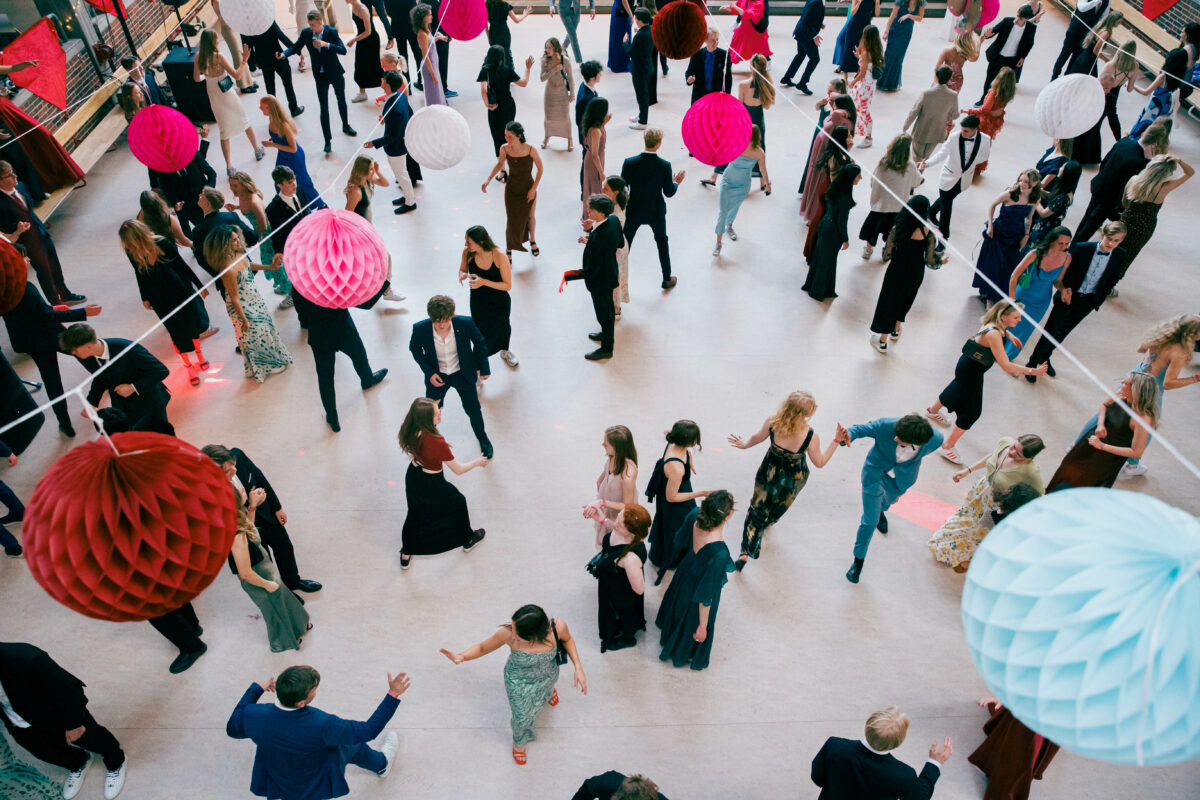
[0,734,61,800]
[503,648,560,746]
[656,540,735,671]
[232,534,310,653]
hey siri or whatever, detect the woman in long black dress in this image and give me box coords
[397,397,489,570]
[656,490,736,672]
[118,220,212,386]
[595,504,650,652]
[646,420,710,584]
[478,46,533,156]
[869,195,936,352]
[486,0,532,67]
[348,0,384,102]
[458,225,518,368]
[1064,15,1121,164]
[804,163,861,301]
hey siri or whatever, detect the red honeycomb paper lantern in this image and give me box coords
[438,0,487,41]
[283,208,390,308]
[652,1,707,60]
[127,105,200,173]
[22,433,239,622]
[682,91,752,166]
[0,239,27,316]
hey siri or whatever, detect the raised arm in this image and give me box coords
[515,56,534,88]
[440,627,510,663]
[806,430,839,468]
[728,417,771,450]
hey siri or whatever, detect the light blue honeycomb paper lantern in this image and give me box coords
[961,488,1200,765]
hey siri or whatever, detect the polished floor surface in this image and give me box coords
[2,3,1200,798]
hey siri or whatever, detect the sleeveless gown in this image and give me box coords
[270,130,326,209]
[467,255,512,354]
[226,267,293,382]
[203,62,250,141]
[973,203,1031,303]
[715,155,756,233]
[597,532,647,650]
[1006,261,1066,360]
[504,151,535,252]
[504,647,560,745]
[879,1,920,91]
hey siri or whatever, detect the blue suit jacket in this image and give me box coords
[409,316,491,381]
[226,683,400,800]
[370,92,412,156]
[847,418,944,492]
[794,0,825,38]
[283,26,347,77]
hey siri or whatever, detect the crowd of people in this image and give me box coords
[2,1,1199,798]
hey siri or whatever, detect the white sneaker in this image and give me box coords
[351,91,368,103]
[939,446,964,465]
[376,731,399,777]
[726,224,737,241]
[104,762,126,800]
[924,410,951,426]
[278,295,295,309]
[63,761,90,799]
[862,243,874,259]
[1121,462,1148,477]
[712,243,722,256]
[500,350,519,367]
[628,122,647,130]
[383,289,405,301]
[870,336,887,353]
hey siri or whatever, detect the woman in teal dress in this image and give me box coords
[712,127,770,256]
[657,490,736,671]
[0,734,60,800]
[441,605,587,765]
[879,0,924,91]
[1005,227,1071,361]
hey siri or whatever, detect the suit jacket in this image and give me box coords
[149,151,215,209]
[2,282,86,353]
[124,70,166,107]
[1060,242,1128,308]
[266,190,313,255]
[582,215,621,293]
[385,0,416,38]
[231,447,284,525]
[924,130,991,191]
[903,84,958,145]
[409,316,491,381]
[0,182,51,242]
[620,152,678,224]
[191,210,260,278]
[0,642,90,733]
[76,338,171,422]
[1090,136,1148,206]
[283,26,347,78]
[290,288,386,352]
[1066,0,1108,42]
[811,737,941,800]
[985,18,1036,61]
[794,0,825,38]
[370,92,412,156]
[847,417,944,492]
[572,770,669,800]
[226,683,400,800]
[684,47,733,104]
[576,84,598,141]
[245,23,295,65]
[625,25,655,73]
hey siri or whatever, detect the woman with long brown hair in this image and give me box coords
[973,168,1040,305]
[858,133,921,259]
[482,121,543,259]
[540,37,574,150]
[594,504,650,652]
[137,189,192,248]
[193,28,262,175]
[966,65,1015,177]
[582,425,639,547]
[849,25,884,147]
[413,4,448,106]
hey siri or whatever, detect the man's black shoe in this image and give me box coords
[169,644,207,674]
[361,369,388,389]
[294,579,323,593]
[585,348,613,361]
[876,513,888,534]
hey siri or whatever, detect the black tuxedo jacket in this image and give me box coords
[1091,136,1149,205]
[1061,242,1128,307]
[77,338,171,421]
[150,151,215,207]
[811,737,940,800]
[793,0,825,37]
[266,190,312,254]
[582,215,621,293]
[231,447,284,524]
[685,47,733,104]
[0,642,90,732]
[283,26,347,78]
[246,23,296,64]
[290,288,387,352]
[571,770,669,800]
[621,152,678,224]
[625,25,655,72]
[409,316,491,381]
[191,210,260,278]
[386,0,418,38]
[2,282,86,353]
[986,18,1036,61]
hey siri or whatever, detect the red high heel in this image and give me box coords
[548,688,559,707]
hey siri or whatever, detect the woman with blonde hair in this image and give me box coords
[858,133,921,259]
[226,171,271,258]
[966,66,1015,177]
[850,25,884,147]
[119,220,213,385]
[259,95,325,208]
[1119,155,1194,267]
[973,169,1040,305]
[204,225,292,382]
[582,425,639,548]
[1048,372,1160,490]
[229,495,311,652]
[935,31,979,93]
[192,28,263,175]
[728,391,839,570]
[593,504,650,652]
[1092,40,1139,147]
[344,155,390,220]
[540,37,575,150]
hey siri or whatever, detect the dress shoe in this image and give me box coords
[59,423,76,437]
[585,348,613,361]
[779,78,794,87]
[846,558,864,584]
[239,84,260,94]
[294,579,323,593]
[361,368,388,390]
[604,637,637,651]
[463,528,486,551]
[876,513,888,534]
[661,277,677,290]
[588,332,603,342]
[393,202,416,214]
[343,124,358,136]
[4,545,22,557]
[479,437,494,459]
[797,83,813,95]
[326,415,340,433]
[323,141,332,154]
[62,293,87,304]
[290,105,305,117]
[1045,361,1056,377]
[168,643,207,674]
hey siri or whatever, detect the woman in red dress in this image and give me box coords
[967,66,1015,177]
[725,0,772,64]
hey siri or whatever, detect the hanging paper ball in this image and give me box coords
[405,105,472,170]
[962,489,1200,766]
[220,0,276,37]
[1034,74,1106,139]
[681,92,752,167]
[953,0,982,33]
[438,0,487,41]
[283,208,389,308]
[0,239,27,316]
[22,433,239,622]
[979,0,1000,28]
[652,1,707,60]
[127,105,200,173]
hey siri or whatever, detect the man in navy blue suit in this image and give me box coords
[364,71,418,214]
[227,665,407,800]
[280,10,357,154]
[409,295,494,459]
[812,706,952,799]
[779,0,824,94]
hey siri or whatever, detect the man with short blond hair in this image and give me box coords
[621,129,684,290]
[811,706,952,799]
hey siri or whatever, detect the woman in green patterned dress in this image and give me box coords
[0,733,60,800]
[440,605,586,765]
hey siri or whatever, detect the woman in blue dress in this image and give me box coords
[607,0,634,73]
[879,0,924,91]
[972,169,1039,305]
[259,97,326,209]
[712,127,770,256]
[835,0,880,74]
[1004,226,1071,361]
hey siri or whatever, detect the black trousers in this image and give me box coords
[1072,192,1119,244]
[147,602,203,654]
[256,516,302,589]
[782,36,820,86]
[398,31,423,87]
[28,350,71,429]
[436,37,450,86]
[1027,292,1098,366]
[631,67,651,124]
[4,711,125,771]
[426,369,488,446]
[981,54,1019,102]
[315,73,350,144]
[589,287,615,352]
[930,183,964,240]
[487,98,516,156]
[1052,35,1084,79]
[624,215,672,280]
[311,336,374,424]
[261,57,300,112]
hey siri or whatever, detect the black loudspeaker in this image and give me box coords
[162,46,215,125]
[0,349,45,455]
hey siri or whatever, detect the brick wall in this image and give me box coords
[1124,0,1200,39]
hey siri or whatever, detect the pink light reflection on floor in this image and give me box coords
[888,492,958,532]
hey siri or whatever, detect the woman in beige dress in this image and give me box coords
[540,38,574,150]
[193,29,264,176]
[582,425,639,548]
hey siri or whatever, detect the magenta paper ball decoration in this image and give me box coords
[979,0,1000,28]
[682,92,752,167]
[438,0,487,41]
[283,209,389,308]
[127,105,199,173]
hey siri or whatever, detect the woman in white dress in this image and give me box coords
[194,29,264,176]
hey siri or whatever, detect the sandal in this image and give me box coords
[529,241,540,256]
[198,358,211,371]
[187,366,200,387]
[548,688,559,707]
[512,747,527,765]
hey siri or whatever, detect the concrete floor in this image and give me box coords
[3,3,1200,798]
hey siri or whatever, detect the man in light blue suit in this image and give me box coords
[835,415,943,584]
[550,0,595,64]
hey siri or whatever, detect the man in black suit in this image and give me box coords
[1051,0,1109,80]
[572,771,668,799]
[780,0,824,93]
[119,56,167,106]
[201,444,324,594]
[576,61,602,142]
[0,641,127,798]
[280,10,357,154]
[621,128,684,290]
[364,71,418,214]
[978,4,1036,103]
[265,166,314,308]
[409,295,493,459]
[811,706,952,799]
[1072,119,1169,244]
[149,148,217,237]
[243,22,305,117]
[685,28,733,105]
[579,195,622,361]
[0,160,83,304]
[624,9,656,129]
[2,260,101,436]
[1026,224,1129,381]
[192,187,260,282]
[387,0,424,90]
[58,324,172,429]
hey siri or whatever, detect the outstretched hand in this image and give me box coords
[439,648,464,665]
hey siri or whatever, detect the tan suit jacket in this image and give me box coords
[904,84,959,156]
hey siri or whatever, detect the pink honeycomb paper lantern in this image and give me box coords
[438,0,487,41]
[127,105,199,173]
[979,0,1000,28]
[283,209,390,308]
[681,92,752,167]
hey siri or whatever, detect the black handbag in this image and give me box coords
[585,549,616,578]
[550,618,569,665]
[217,75,233,93]
[961,331,996,366]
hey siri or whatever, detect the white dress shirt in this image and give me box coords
[433,325,460,374]
[924,131,992,191]
[1079,247,1113,294]
[1000,22,1024,58]
[0,681,32,728]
